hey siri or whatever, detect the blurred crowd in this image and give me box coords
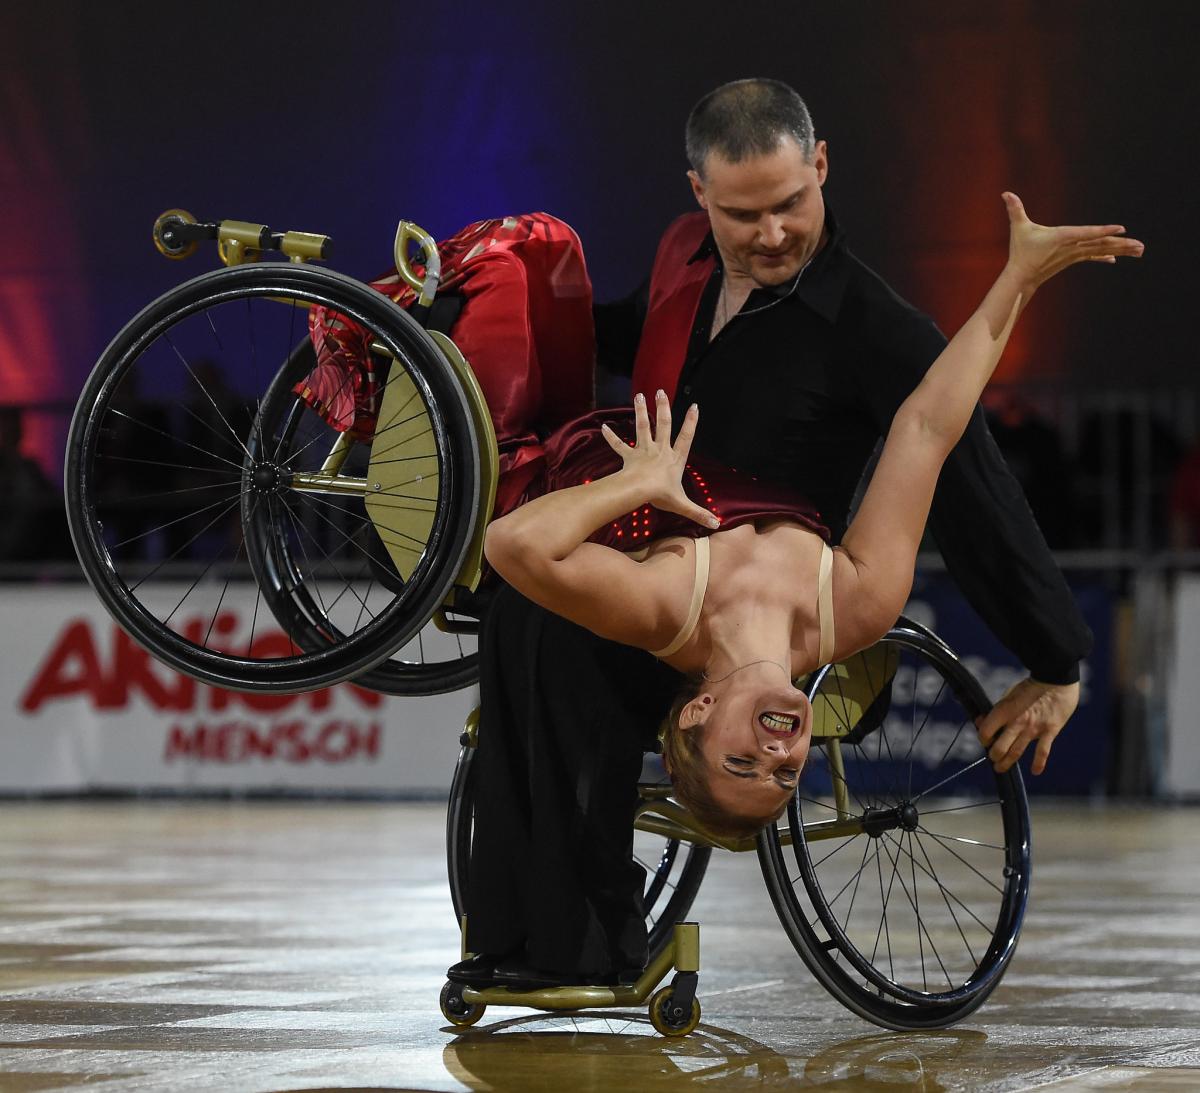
[3,376,1200,571]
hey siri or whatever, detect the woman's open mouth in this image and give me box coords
[759,711,800,736]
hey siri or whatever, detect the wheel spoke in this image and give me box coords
[905,829,987,955]
[902,677,947,794]
[911,756,990,803]
[921,799,1002,816]
[916,825,1005,895]
[876,831,954,989]
[106,407,246,474]
[111,488,242,552]
[276,492,375,625]
[164,331,254,461]
[125,493,244,597]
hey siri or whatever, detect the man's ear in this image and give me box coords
[812,139,829,186]
[678,691,714,732]
[687,169,708,210]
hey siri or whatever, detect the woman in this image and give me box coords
[483,193,1143,837]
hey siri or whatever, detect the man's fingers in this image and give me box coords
[992,726,1037,772]
[1031,734,1054,776]
[985,722,1023,764]
[976,698,1019,745]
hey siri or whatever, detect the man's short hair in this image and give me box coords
[685,78,816,176]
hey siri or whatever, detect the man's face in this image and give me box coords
[689,136,829,287]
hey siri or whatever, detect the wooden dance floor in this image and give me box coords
[1,801,1198,1091]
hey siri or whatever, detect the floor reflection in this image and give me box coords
[442,1011,987,1091]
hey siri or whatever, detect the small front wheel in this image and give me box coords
[648,985,701,1037]
[439,981,485,1028]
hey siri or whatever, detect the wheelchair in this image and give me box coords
[64,213,1032,1035]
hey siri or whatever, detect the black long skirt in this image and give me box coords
[464,583,681,976]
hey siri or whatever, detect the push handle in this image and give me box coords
[393,220,441,311]
[152,209,332,267]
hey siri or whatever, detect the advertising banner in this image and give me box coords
[1,584,476,794]
[1,574,1114,796]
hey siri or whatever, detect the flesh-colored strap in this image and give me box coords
[651,536,711,658]
[817,542,835,666]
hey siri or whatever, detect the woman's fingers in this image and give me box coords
[633,392,651,449]
[1061,222,1126,242]
[1078,235,1144,256]
[673,403,699,459]
[599,422,628,455]
[1002,191,1029,223]
[684,501,720,529]
[654,389,671,446]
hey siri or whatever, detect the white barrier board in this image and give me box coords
[0,585,475,794]
[1166,573,1200,797]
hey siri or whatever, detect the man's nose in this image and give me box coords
[762,738,786,757]
[759,217,786,249]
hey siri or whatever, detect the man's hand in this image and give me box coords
[974,677,1080,776]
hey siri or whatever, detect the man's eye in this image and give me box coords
[725,755,753,766]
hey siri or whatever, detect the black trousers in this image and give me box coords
[465,583,681,975]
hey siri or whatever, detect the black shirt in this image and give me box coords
[595,207,1091,684]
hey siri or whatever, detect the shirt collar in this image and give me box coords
[686,203,852,323]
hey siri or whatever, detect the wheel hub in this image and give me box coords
[249,462,285,494]
[862,801,920,838]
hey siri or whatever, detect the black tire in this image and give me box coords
[758,620,1031,1030]
[65,263,479,692]
[446,740,710,961]
[245,337,481,697]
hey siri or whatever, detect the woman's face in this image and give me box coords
[682,671,812,825]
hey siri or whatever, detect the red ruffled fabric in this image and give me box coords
[298,212,595,461]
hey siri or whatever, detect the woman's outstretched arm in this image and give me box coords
[898,193,1142,451]
[833,194,1142,690]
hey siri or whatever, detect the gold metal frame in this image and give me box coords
[460,921,700,1014]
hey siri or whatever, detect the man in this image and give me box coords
[452,78,1088,989]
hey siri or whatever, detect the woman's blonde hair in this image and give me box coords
[659,676,787,842]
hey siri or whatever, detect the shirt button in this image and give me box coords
[682,385,692,396]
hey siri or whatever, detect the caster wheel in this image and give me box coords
[440,980,485,1028]
[648,985,701,1037]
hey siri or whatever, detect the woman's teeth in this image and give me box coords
[760,712,798,733]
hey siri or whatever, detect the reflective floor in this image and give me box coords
[0,801,1197,1091]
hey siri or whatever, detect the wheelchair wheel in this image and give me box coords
[758,621,1031,1030]
[446,739,710,960]
[245,336,481,696]
[66,263,479,692]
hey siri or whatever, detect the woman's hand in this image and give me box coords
[601,390,720,529]
[1004,191,1144,290]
